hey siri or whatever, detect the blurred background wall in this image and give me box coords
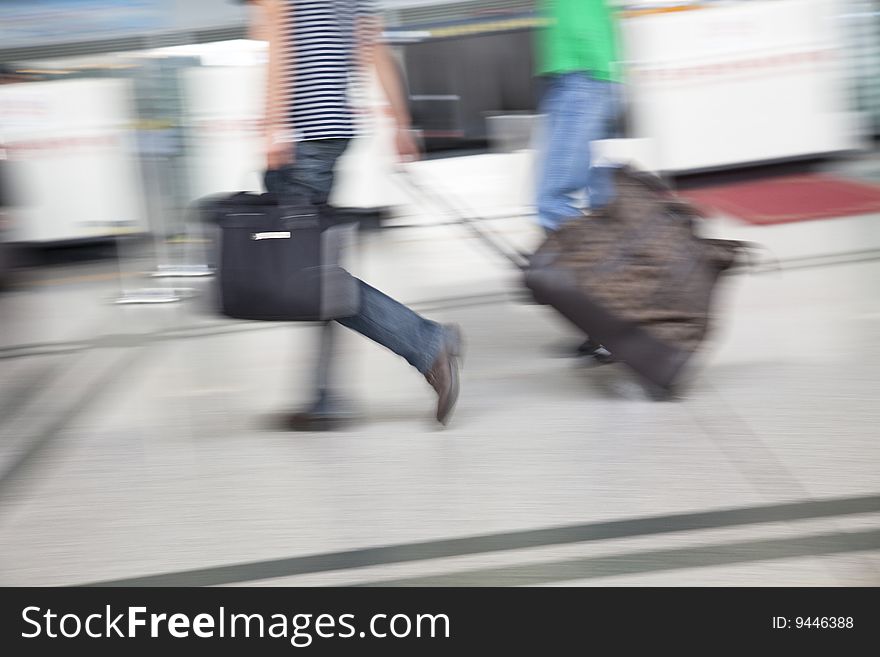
[1,0,878,246]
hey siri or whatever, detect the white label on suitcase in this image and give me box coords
[251,231,292,240]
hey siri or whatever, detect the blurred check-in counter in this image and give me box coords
[1,0,873,244]
[0,77,149,243]
[620,0,865,173]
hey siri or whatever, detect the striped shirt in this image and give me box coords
[282,0,378,141]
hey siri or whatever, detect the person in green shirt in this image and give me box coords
[535,0,621,233]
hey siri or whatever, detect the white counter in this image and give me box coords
[620,0,864,172]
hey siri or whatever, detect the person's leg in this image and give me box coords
[536,75,620,359]
[338,281,446,375]
[337,280,462,424]
[294,281,461,426]
[274,140,350,424]
[535,74,570,232]
[583,80,622,211]
[278,140,462,426]
[536,73,619,232]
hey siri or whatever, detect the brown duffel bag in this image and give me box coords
[526,167,751,396]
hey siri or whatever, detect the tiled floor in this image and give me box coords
[0,152,878,586]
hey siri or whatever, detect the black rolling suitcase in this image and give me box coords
[399,166,751,397]
[200,192,359,321]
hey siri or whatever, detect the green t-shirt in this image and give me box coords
[536,0,621,82]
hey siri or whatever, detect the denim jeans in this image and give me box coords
[268,140,444,408]
[536,73,620,232]
[339,281,443,375]
[266,139,349,206]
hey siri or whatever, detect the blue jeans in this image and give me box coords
[536,73,620,232]
[268,140,444,408]
[339,282,444,375]
[266,139,348,206]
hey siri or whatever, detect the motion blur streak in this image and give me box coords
[0,0,878,587]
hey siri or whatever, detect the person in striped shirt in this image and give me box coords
[255,0,462,428]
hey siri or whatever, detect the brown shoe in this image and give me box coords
[425,344,460,426]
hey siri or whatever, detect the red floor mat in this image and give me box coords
[679,174,880,225]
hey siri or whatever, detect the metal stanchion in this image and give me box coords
[149,36,215,281]
[110,37,196,304]
[110,151,189,304]
[109,214,193,304]
[148,179,214,279]
[149,201,215,279]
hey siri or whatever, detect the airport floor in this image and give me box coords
[1,151,879,587]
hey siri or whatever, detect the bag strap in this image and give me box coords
[394,166,531,271]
